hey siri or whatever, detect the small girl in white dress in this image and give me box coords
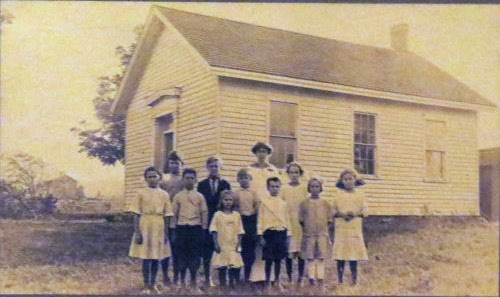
[210,190,244,293]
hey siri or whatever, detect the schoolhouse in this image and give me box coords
[112,6,496,215]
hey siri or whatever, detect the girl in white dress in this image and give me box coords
[210,190,244,293]
[332,169,368,286]
[281,162,308,286]
[129,167,173,294]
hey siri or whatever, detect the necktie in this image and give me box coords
[210,178,217,196]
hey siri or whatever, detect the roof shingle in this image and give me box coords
[156,6,494,107]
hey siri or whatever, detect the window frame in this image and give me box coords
[268,100,298,169]
[153,113,176,173]
[423,119,447,183]
[353,112,378,177]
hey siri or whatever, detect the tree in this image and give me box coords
[0,9,14,26]
[71,25,143,166]
[0,152,48,196]
[0,152,52,218]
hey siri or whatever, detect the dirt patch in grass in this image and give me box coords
[0,216,497,295]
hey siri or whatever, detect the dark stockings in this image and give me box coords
[188,259,199,286]
[337,260,344,283]
[218,267,228,287]
[336,260,358,284]
[142,259,159,286]
[168,228,180,284]
[349,261,358,284]
[244,264,252,283]
[286,257,305,281]
[265,259,281,284]
[218,267,240,289]
[203,257,211,284]
[230,268,240,287]
[160,258,170,282]
[179,258,200,287]
[179,266,198,286]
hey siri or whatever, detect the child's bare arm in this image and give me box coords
[298,202,305,229]
[257,203,264,245]
[237,234,243,252]
[253,192,260,212]
[133,213,142,244]
[200,198,209,230]
[212,231,221,253]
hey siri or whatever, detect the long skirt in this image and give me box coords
[129,215,171,259]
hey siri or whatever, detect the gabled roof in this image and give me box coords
[112,6,495,115]
[44,174,77,185]
[155,7,493,107]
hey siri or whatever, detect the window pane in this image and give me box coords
[367,159,374,175]
[270,101,296,137]
[354,159,362,173]
[354,130,361,143]
[367,146,374,160]
[368,115,375,130]
[269,137,296,169]
[355,159,365,174]
[354,146,361,160]
[368,130,375,144]
[354,144,375,175]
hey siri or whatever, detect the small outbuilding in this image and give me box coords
[479,147,500,221]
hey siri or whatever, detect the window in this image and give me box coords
[425,120,446,180]
[269,101,297,168]
[154,114,174,173]
[354,113,376,175]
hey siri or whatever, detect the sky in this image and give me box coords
[1,1,498,197]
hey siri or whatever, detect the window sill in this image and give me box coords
[423,178,448,183]
[359,174,381,181]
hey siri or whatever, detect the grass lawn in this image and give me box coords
[0,216,497,295]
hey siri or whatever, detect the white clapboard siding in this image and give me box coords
[218,79,269,175]
[217,77,479,215]
[124,23,218,207]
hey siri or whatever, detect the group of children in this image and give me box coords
[128,142,368,295]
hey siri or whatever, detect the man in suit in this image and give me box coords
[197,156,231,289]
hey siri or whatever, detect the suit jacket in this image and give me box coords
[197,177,231,224]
